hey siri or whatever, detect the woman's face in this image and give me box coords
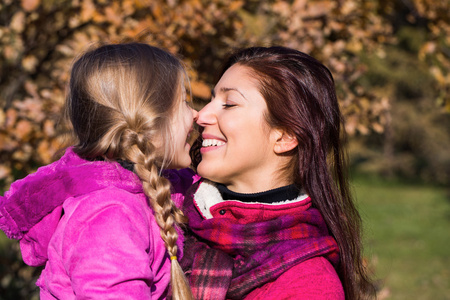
[167,85,198,169]
[196,64,287,193]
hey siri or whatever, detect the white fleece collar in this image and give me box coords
[194,180,309,219]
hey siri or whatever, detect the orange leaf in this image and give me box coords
[21,0,40,12]
[229,1,244,12]
[81,0,96,22]
[37,140,52,164]
[191,81,211,99]
[14,119,33,140]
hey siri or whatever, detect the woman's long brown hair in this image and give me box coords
[194,46,376,299]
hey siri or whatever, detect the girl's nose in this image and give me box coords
[191,108,199,122]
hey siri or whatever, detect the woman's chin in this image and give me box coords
[196,162,211,178]
[196,162,222,182]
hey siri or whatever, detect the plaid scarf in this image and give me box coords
[180,181,340,300]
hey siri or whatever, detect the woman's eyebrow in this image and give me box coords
[212,87,247,100]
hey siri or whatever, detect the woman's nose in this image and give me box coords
[196,102,216,126]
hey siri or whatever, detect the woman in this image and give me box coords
[181,46,375,299]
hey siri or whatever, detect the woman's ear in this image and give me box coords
[273,129,298,154]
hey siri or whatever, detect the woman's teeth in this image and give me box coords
[202,139,226,147]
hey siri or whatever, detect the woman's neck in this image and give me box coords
[223,176,294,194]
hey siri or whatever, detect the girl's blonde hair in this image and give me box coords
[66,42,193,300]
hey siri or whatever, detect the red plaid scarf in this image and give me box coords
[180,181,340,300]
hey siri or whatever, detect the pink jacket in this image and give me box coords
[0,148,198,299]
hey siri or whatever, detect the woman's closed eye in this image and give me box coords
[222,102,237,109]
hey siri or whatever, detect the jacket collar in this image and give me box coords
[194,179,309,220]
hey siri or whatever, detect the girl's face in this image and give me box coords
[167,85,198,169]
[196,64,288,193]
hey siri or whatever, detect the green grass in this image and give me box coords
[353,175,450,300]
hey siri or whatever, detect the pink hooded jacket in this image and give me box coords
[0,148,199,299]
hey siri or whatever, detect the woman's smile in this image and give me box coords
[200,134,227,152]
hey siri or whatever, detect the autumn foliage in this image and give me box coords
[0,0,449,298]
[1,0,449,190]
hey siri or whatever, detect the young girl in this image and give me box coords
[182,46,375,299]
[0,43,197,299]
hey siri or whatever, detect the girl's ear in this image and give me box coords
[273,129,298,154]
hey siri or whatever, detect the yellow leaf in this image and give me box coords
[341,1,357,15]
[10,11,26,33]
[346,39,363,53]
[22,55,39,72]
[0,107,4,125]
[12,145,33,162]
[56,44,74,56]
[0,164,12,180]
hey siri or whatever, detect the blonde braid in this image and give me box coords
[69,42,194,298]
[121,129,193,300]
